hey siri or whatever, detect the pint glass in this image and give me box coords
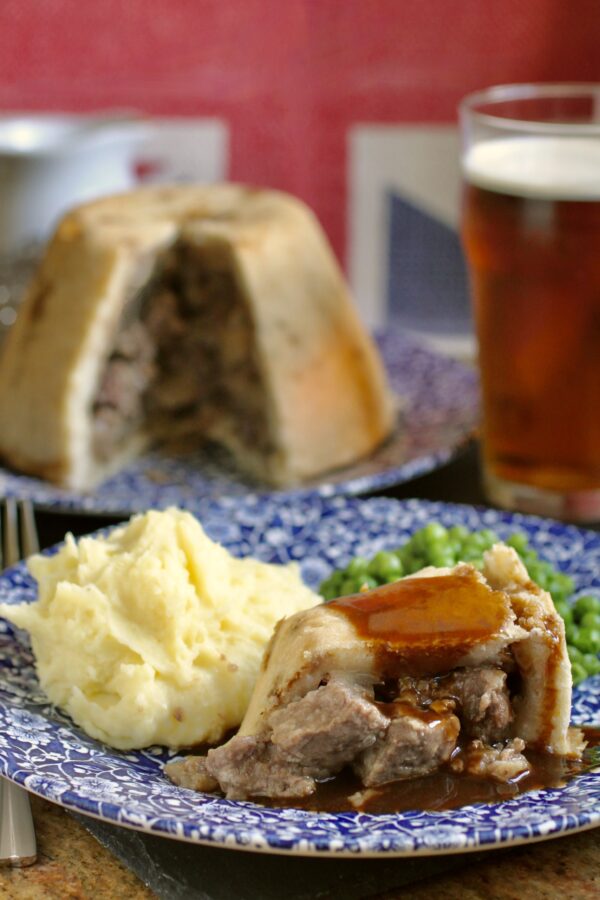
[460,84,600,522]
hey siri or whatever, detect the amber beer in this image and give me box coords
[461,135,600,515]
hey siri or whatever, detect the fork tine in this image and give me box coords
[0,496,38,867]
[2,498,18,569]
[0,781,37,867]
[18,501,39,557]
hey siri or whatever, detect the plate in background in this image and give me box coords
[0,333,478,516]
[0,495,597,857]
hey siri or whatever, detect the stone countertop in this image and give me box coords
[0,796,152,900]
[0,797,597,900]
[389,829,600,900]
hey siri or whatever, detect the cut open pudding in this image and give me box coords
[166,544,583,803]
[92,237,274,474]
[0,184,394,490]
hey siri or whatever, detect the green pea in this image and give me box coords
[319,575,339,600]
[582,653,600,676]
[568,644,584,664]
[544,575,560,594]
[408,530,426,553]
[428,548,457,568]
[459,546,484,563]
[574,595,600,619]
[526,563,543,584]
[401,552,425,575]
[340,577,361,596]
[565,623,578,645]
[368,550,403,582]
[555,572,574,592]
[571,662,588,684]
[446,539,462,560]
[421,523,448,544]
[478,529,498,547]
[554,600,573,625]
[462,535,483,554]
[520,551,538,569]
[551,587,573,606]
[398,545,415,565]
[346,556,368,577]
[580,611,600,630]
[507,532,528,554]
[574,627,600,654]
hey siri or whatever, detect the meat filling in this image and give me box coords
[203,737,316,800]
[436,667,513,743]
[268,677,388,775]
[166,664,526,801]
[164,755,219,793]
[91,240,272,463]
[354,701,460,787]
[203,679,388,800]
[93,322,156,460]
[449,738,530,783]
[395,666,513,744]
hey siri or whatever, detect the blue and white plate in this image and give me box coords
[0,496,597,857]
[0,334,478,516]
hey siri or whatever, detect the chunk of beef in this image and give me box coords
[436,667,512,743]
[394,667,512,743]
[93,322,157,460]
[95,359,151,417]
[151,369,202,413]
[144,288,186,342]
[450,738,530,783]
[354,702,460,787]
[394,676,436,707]
[165,755,219,792]
[269,677,388,777]
[185,679,390,800]
[205,736,315,800]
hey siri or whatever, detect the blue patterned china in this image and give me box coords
[0,496,597,856]
[0,334,478,516]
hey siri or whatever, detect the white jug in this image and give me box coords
[0,113,149,255]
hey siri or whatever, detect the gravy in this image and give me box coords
[328,570,511,676]
[262,727,600,814]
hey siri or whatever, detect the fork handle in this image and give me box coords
[0,777,37,866]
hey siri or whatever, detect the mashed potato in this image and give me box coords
[0,508,320,750]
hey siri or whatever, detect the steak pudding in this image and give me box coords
[166,544,584,811]
[0,184,394,491]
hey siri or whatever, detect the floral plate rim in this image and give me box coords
[0,496,597,857]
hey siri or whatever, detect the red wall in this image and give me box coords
[1,0,599,261]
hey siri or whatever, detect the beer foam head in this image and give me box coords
[463,137,600,200]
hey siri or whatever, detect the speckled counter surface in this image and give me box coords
[0,797,152,899]
[0,797,597,900]
[390,829,600,900]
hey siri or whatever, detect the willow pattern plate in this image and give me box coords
[0,496,597,856]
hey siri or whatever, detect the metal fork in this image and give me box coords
[0,498,37,867]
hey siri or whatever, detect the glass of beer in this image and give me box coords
[460,83,600,522]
